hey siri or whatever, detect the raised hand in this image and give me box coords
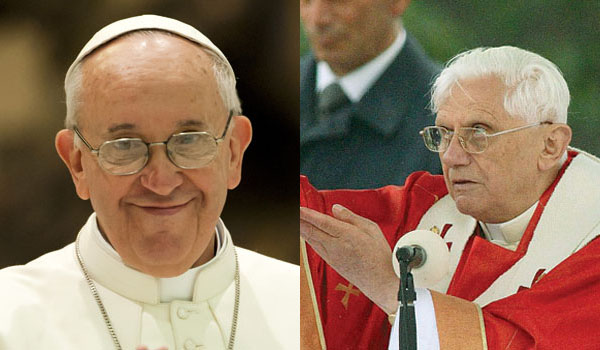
[300,204,399,314]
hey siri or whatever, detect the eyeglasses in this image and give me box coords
[420,121,551,154]
[73,111,234,175]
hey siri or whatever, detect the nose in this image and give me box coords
[440,134,471,168]
[139,145,184,196]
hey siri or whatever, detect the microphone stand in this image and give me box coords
[395,246,423,350]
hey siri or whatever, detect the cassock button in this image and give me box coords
[177,307,189,319]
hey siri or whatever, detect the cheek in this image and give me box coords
[189,162,229,199]
[83,166,131,213]
[300,4,313,26]
[478,154,522,200]
[336,4,363,29]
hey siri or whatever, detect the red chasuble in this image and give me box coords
[301,151,600,349]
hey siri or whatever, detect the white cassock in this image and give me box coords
[0,213,299,349]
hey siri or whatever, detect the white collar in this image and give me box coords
[157,227,222,302]
[316,28,407,103]
[480,202,538,251]
[79,213,235,304]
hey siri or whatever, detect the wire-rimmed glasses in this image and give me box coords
[73,111,234,175]
[420,121,551,154]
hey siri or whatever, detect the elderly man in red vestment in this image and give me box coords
[300,46,600,349]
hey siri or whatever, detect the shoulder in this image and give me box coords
[300,53,317,92]
[0,244,80,306]
[401,32,441,78]
[235,246,299,301]
[0,244,78,290]
[0,244,81,341]
[236,246,299,279]
[234,247,299,347]
[235,247,299,314]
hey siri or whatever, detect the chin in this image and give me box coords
[453,196,486,221]
[133,233,189,260]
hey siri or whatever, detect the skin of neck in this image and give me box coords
[329,22,400,76]
[100,230,217,276]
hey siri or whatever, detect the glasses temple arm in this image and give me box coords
[73,127,98,152]
[487,122,550,137]
[217,110,235,140]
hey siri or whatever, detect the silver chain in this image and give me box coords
[75,233,240,350]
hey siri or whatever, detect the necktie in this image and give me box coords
[317,82,350,118]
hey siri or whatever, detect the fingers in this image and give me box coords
[331,204,382,235]
[300,207,344,238]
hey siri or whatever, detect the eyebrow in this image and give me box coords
[177,119,209,129]
[436,108,498,127]
[107,123,136,134]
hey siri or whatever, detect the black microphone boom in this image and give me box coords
[395,245,425,350]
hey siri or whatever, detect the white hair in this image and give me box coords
[64,30,241,129]
[431,46,570,124]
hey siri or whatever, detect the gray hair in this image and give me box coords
[431,46,570,124]
[64,30,242,129]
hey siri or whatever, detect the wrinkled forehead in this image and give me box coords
[75,35,226,133]
[435,76,510,126]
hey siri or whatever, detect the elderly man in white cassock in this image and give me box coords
[0,15,298,350]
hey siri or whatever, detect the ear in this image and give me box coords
[538,124,572,171]
[390,0,411,16]
[226,116,253,189]
[55,129,91,200]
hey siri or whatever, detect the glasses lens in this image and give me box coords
[459,128,488,153]
[99,139,148,174]
[168,132,217,168]
[422,127,447,152]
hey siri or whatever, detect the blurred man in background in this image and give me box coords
[300,0,441,190]
[0,15,298,350]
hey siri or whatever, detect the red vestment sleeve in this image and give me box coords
[300,173,447,349]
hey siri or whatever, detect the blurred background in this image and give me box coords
[2,0,599,268]
[301,0,600,153]
[0,1,299,267]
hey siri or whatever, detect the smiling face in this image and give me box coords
[436,76,551,223]
[300,0,407,75]
[56,33,252,277]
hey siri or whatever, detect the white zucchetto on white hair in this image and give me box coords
[64,14,241,128]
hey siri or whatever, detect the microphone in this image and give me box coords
[392,230,450,288]
[393,231,449,350]
[396,245,426,270]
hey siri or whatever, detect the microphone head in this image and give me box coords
[392,230,450,288]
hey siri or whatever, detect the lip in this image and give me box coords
[313,31,344,49]
[451,179,478,191]
[134,199,192,216]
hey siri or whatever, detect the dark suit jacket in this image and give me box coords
[300,33,442,190]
